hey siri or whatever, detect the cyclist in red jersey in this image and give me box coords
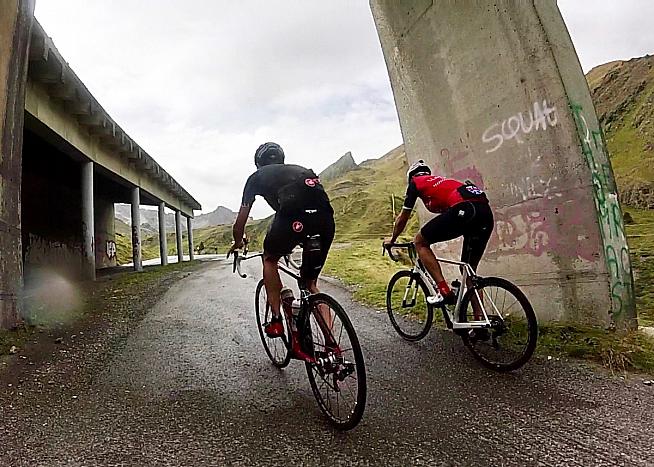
[384,160,494,304]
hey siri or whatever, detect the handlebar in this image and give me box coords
[227,249,263,278]
[382,242,414,262]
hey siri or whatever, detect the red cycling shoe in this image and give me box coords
[264,319,284,338]
[290,332,315,362]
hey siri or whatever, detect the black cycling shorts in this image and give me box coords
[264,209,335,281]
[420,201,494,270]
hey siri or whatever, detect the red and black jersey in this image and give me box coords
[403,175,487,214]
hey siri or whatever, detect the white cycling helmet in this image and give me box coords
[406,159,431,182]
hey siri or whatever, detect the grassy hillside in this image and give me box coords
[587,55,654,208]
[624,207,654,326]
[115,219,163,264]
[325,144,418,241]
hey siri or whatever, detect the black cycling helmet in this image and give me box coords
[406,159,431,182]
[254,142,285,168]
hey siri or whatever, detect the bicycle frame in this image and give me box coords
[386,244,495,330]
[231,250,313,349]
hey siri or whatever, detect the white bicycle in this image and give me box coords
[383,242,538,372]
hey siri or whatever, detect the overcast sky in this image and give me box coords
[34,1,653,219]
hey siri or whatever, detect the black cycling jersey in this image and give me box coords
[241,164,332,213]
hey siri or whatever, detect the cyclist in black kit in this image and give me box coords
[229,142,335,340]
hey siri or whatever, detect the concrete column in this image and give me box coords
[94,197,116,269]
[370,1,635,328]
[81,161,95,280]
[187,216,194,261]
[175,210,183,263]
[131,187,142,272]
[158,202,168,266]
[0,0,35,328]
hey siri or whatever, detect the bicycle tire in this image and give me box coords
[458,277,538,372]
[386,270,434,341]
[255,279,291,368]
[304,293,366,430]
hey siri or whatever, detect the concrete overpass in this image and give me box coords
[1,0,200,328]
[371,0,636,328]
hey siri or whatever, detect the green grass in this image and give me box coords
[624,207,654,326]
[322,240,408,309]
[538,324,654,374]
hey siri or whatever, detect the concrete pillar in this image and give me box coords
[81,161,95,280]
[131,187,142,272]
[370,1,635,328]
[187,216,194,261]
[94,197,116,269]
[0,0,35,328]
[158,202,168,266]
[175,210,183,263]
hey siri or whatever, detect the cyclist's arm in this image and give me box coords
[232,204,252,247]
[232,174,258,248]
[390,209,411,243]
[389,181,418,243]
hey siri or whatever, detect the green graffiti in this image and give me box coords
[570,103,635,323]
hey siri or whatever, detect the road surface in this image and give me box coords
[1,258,653,466]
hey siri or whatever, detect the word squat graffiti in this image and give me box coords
[106,241,117,259]
[570,102,634,321]
[482,99,558,153]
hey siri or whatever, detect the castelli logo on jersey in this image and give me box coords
[292,221,304,232]
[305,177,320,187]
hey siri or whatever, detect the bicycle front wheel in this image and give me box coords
[303,293,366,431]
[458,277,538,372]
[386,270,434,341]
[255,279,291,368]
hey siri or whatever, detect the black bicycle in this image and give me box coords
[384,242,538,372]
[230,250,366,430]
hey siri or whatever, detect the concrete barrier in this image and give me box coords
[371,0,635,328]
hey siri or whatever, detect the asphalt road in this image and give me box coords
[2,258,654,466]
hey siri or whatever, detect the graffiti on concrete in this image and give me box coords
[131,225,140,260]
[106,241,117,259]
[570,102,634,321]
[482,99,558,153]
[440,148,485,188]
[487,189,600,263]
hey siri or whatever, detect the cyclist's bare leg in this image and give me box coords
[467,276,484,320]
[263,252,283,319]
[415,232,446,284]
[303,277,336,347]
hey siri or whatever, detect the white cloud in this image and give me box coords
[558,0,654,72]
[34,1,651,219]
[35,0,402,218]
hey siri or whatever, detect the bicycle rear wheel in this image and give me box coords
[458,277,538,372]
[255,279,291,368]
[303,293,366,430]
[386,270,434,341]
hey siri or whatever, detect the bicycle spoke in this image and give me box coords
[461,280,537,371]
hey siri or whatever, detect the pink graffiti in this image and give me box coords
[440,148,485,188]
[487,194,600,262]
